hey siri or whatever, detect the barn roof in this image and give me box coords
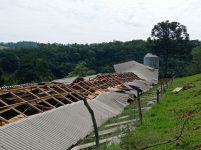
[0,60,158,150]
[114,60,158,84]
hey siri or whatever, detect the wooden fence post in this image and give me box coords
[164,81,167,92]
[163,82,166,93]
[137,89,143,125]
[83,98,99,148]
[166,79,168,89]
[160,81,163,96]
[128,85,143,125]
[157,90,160,104]
[171,77,174,84]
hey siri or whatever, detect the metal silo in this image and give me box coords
[143,53,159,69]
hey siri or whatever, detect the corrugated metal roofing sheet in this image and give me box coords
[0,92,128,150]
[0,60,158,150]
[125,80,152,92]
[52,77,79,85]
[114,61,158,84]
[83,74,98,81]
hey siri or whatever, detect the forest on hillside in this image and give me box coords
[0,40,148,85]
[0,39,200,86]
[1,21,200,86]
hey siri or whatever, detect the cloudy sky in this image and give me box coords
[0,0,200,44]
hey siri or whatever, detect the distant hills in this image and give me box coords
[0,41,38,48]
[0,45,8,49]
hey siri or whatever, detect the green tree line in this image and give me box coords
[0,21,200,86]
[0,40,150,85]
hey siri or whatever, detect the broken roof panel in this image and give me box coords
[0,72,139,126]
[0,91,129,150]
[83,74,98,81]
[114,60,158,84]
[0,60,159,150]
[52,76,83,85]
[125,80,152,92]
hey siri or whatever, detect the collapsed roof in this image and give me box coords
[0,72,140,126]
[0,92,129,150]
[114,60,158,84]
[0,60,158,150]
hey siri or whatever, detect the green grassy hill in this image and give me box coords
[108,74,201,150]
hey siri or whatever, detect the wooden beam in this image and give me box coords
[0,99,27,117]
[55,85,83,101]
[25,89,55,109]
[0,116,9,123]
[62,85,86,99]
[37,87,65,106]
[72,84,93,95]
[9,91,43,113]
[78,81,95,91]
[47,86,73,103]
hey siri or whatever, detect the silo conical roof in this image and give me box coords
[144,53,158,58]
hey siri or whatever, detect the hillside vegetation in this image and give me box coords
[110,74,201,149]
[0,40,149,85]
[0,39,199,86]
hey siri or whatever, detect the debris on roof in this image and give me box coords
[114,60,158,84]
[0,72,140,126]
[0,60,159,150]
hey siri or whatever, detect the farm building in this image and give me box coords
[143,53,159,69]
[0,60,158,150]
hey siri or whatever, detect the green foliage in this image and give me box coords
[0,69,4,86]
[98,144,121,150]
[147,20,191,76]
[14,55,54,83]
[0,52,19,73]
[67,61,96,77]
[119,74,201,149]
[187,45,201,75]
[0,40,149,85]
[0,37,199,85]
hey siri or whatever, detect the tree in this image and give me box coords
[0,69,4,86]
[0,52,19,73]
[187,45,201,74]
[15,56,54,83]
[67,61,96,77]
[147,20,189,76]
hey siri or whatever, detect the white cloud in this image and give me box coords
[0,0,200,43]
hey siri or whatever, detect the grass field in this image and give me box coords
[105,74,201,150]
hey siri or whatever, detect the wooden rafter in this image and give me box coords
[0,72,140,126]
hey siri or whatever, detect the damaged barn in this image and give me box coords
[0,60,158,150]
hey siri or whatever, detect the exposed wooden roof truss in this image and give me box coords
[0,72,140,126]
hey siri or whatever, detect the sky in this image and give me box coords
[0,0,200,44]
